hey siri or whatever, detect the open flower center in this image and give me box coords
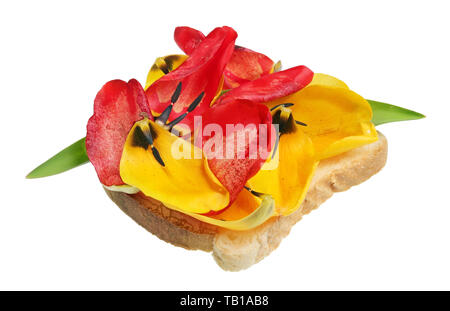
[270,103,307,159]
[135,81,205,166]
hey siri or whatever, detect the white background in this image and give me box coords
[1,0,449,290]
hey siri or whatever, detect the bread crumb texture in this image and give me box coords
[106,132,388,271]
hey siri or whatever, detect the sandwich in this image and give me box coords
[27,26,424,271]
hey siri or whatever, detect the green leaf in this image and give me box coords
[368,99,425,126]
[26,137,89,179]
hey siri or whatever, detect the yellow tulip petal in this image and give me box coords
[120,118,229,214]
[167,193,275,231]
[210,188,262,221]
[310,73,349,89]
[145,54,188,90]
[268,85,378,160]
[247,125,318,216]
[311,120,377,159]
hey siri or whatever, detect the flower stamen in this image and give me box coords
[270,105,307,159]
[166,92,205,130]
[244,186,264,197]
[156,82,183,126]
[131,122,165,167]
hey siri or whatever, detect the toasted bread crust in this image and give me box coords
[105,132,388,270]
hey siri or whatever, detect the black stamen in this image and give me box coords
[244,186,264,197]
[167,92,204,129]
[156,82,182,125]
[171,82,183,103]
[156,105,173,125]
[270,103,294,111]
[295,120,307,126]
[151,146,165,167]
[187,92,204,112]
[166,114,186,128]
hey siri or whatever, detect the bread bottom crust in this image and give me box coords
[105,132,388,271]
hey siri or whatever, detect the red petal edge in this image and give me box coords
[223,46,274,89]
[147,26,237,130]
[175,27,275,89]
[200,100,275,205]
[86,79,151,186]
[217,65,314,106]
[174,26,205,55]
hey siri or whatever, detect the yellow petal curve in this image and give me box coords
[267,85,378,160]
[210,188,264,220]
[120,119,229,214]
[145,54,188,90]
[310,73,349,89]
[247,126,318,215]
[166,193,275,231]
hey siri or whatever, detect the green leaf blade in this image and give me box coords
[26,137,89,179]
[368,99,425,126]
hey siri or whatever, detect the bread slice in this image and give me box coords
[105,131,388,271]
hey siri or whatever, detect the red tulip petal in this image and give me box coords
[217,65,314,106]
[174,26,205,55]
[200,100,275,204]
[147,26,237,130]
[86,79,151,186]
[175,27,275,89]
[223,45,274,89]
